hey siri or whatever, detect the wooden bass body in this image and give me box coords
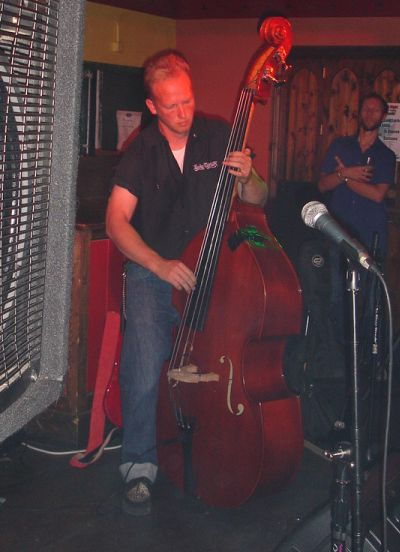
[157,199,303,507]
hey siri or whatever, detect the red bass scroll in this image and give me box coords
[156,16,304,508]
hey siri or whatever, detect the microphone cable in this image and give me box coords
[374,269,393,552]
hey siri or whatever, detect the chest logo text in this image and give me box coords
[193,161,218,171]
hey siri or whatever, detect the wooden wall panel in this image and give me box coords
[326,68,359,150]
[286,69,318,182]
[374,69,400,103]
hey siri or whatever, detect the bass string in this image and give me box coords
[168,88,255,421]
[170,88,254,375]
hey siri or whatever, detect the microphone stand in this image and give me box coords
[346,259,364,552]
[327,441,352,551]
[328,259,365,551]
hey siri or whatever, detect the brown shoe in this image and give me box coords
[122,477,152,516]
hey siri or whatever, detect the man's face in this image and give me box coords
[359,97,386,132]
[146,72,195,141]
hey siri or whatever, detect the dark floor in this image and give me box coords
[0,432,336,552]
[2,361,400,552]
[3,417,400,552]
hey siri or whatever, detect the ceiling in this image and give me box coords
[90,0,400,19]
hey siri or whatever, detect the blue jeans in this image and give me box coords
[119,262,179,483]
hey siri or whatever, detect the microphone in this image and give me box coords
[301,201,378,273]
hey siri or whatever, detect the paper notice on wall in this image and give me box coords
[116,110,142,151]
[379,102,400,161]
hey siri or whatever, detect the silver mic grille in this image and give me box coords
[301,201,328,228]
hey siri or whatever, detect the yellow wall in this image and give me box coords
[84,2,176,66]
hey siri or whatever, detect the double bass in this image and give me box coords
[156,16,304,508]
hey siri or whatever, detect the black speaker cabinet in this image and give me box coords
[0,1,85,442]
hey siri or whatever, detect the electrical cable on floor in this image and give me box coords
[18,425,122,458]
[2,434,183,517]
[21,442,121,456]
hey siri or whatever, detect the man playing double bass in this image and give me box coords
[106,49,267,516]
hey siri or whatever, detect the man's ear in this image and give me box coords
[146,98,157,116]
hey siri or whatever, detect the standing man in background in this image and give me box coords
[318,92,396,340]
[106,49,267,516]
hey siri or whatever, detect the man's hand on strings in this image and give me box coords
[155,259,196,293]
[224,147,253,185]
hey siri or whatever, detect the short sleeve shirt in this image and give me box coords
[321,135,396,255]
[111,116,230,259]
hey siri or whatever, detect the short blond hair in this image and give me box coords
[143,49,191,98]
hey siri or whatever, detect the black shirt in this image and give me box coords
[112,116,230,259]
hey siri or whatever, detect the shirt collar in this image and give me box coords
[142,116,205,149]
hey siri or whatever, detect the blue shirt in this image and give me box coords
[321,135,396,256]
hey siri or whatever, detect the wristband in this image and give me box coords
[336,170,349,184]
